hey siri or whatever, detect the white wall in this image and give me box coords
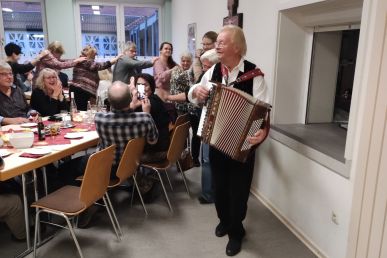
[170,1,354,258]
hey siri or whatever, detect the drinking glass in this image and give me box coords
[29,110,38,121]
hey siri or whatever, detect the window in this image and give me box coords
[124,6,158,57]
[272,1,363,177]
[77,3,159,59]
[307,29,359,128]
[79,4,118,57]
[0,0,46,62]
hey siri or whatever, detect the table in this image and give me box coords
[0,123,99,257]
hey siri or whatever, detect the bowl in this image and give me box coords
[9,132,34,149]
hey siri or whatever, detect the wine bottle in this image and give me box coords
[37,116,45,141]
[70,92,78,122]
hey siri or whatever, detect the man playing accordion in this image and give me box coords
[188,25,270,256]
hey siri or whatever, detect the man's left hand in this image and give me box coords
[247,129,267,146]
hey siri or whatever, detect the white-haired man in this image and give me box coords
[188,25,270,256]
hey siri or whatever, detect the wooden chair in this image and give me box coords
[169,113,189,132]
[141,122,191,212]
[107,137,147,224]
[31,145,117,258]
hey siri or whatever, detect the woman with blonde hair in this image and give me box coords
[97,69,113,105]
[71,45,121,110]
[30,68,68,116]
[33,41,87,86]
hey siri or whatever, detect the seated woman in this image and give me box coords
[30,68,68,116]
[131,73,170,163]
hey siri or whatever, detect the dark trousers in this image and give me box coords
[70,86,94,111]
[209,146,255,240]
[189,113,201,160]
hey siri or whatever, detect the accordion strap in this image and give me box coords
[229,68,264,86]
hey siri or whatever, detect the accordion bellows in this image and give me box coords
[198,83,271,162]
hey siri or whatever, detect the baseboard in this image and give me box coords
[250,188,328,258]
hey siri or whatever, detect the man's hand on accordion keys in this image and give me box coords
[247,129,267,146]
[193,85,210,103]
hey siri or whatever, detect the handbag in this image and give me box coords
[178,148,194,171]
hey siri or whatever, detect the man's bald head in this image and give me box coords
[108,81,132,110]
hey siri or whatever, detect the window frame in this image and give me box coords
[0,0,48,61]
[74,0,162,61]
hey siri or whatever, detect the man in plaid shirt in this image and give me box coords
[95,81,159,170]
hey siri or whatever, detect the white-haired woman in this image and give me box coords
[30,68,68,116]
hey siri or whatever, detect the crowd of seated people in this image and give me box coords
[0,38,209,239]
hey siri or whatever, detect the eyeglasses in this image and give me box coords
[0,72,13,77]
[215,41,226,48]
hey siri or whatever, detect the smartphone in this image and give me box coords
[137,84,145,100]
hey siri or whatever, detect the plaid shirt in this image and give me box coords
[95,110,159,166]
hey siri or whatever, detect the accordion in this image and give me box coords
[198,82,271,162]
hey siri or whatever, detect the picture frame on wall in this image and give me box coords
[223,13,243,28]
[187,23,197,57]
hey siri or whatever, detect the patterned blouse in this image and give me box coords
[170,68,195,114]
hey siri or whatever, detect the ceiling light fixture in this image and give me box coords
[91,5,100,10]
[93,10,100,15]
[2,8,13,12]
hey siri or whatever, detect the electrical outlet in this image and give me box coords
[331,211,339,225]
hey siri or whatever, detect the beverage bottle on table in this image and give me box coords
[37,116,45,141]
[70,92,78,122]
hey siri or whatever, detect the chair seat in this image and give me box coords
[141,159,170,170]
[31,185,87,215]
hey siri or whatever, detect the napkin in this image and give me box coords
[19,153,47,159]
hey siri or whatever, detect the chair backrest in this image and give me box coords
[170,113,190,137]
[115,137,145,183]
[174,113,190,128]
[167,121,190,164]
[79,144,116,207]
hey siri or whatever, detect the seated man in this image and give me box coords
[95,80,159,174]
[0,180,26,241]
[0,61,33,125]
[59,81,159,183]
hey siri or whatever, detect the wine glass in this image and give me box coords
[29,110,38,121]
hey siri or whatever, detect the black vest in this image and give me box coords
[211,60,256,95]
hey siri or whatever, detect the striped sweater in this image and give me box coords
[71,59,112,96]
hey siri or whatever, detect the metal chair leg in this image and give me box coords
[176,162,191,197]
[62,213,84,258]
[102,196,121,241]
[156,169,173,212]
[164,169,173,191]
[104,192,123,236]
[133,174,148,215]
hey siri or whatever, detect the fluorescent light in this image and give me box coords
[32,34,44,38]
[2,8,13,12]
[91,5,99,10]
[93,10,100,15]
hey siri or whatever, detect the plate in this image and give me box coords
[0,149,12,157]
[64,133,84,139]
[60,124,75,129]
[24,148,51,155]
[20,123,37,128]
